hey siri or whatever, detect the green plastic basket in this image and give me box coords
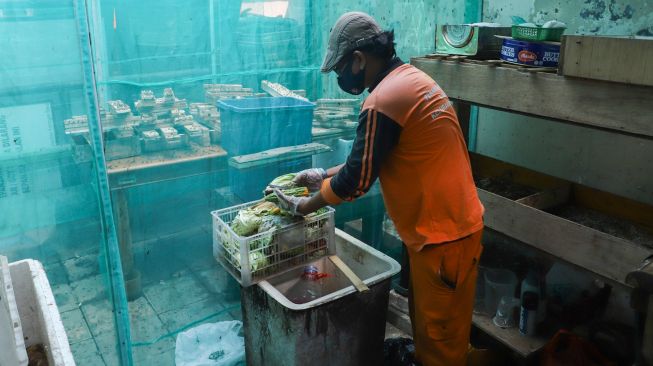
[511,25,565,42]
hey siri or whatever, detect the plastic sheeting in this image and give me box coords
[175,320,245,366]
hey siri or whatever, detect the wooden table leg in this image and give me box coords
[113,189,142,300]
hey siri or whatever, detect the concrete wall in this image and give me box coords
[316,1,439,98]
[477,0,653,205]
[484,0,653,35]
[316,0,475,97]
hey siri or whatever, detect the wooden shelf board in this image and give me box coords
[387,290,546,358]
[106,145,226,174]
[107,145,228,189]
[478,188,651,287]
[411,57,653,138]
[472,312,548,358]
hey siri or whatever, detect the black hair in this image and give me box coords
[353,30,396,61]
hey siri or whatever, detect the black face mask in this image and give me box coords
[337,57,365,95]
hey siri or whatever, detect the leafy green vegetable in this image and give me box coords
[314,207,328,215]
[229,250,268,272]
[263,187,309,203]
[250,201,280,215]
[230,201,282,237]
[248,251,268,272]
[269,173,297,188]
[231,210,262,236]
[257,215,278,233]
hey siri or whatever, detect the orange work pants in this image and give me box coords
[408,229,483,366]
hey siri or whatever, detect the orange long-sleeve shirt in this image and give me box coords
[321,59,484,251]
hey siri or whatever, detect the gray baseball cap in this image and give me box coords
[321,12,383,73]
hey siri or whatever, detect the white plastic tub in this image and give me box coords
[241,229,401,366]
[0,258,75,366]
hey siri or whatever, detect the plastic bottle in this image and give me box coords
[520,270,546,322]
[519,291,538,336]
[520,271,539,298]
[286,265,322,304]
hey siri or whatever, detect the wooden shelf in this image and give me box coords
[107,145,228,190]
[409,54,653,357]
[387,290,547,358]
[472,312,548,358]
[411,56,653,138]
[410,57,653,283]
[478,187,651,287]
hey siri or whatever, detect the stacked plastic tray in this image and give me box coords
[511,25,565,42]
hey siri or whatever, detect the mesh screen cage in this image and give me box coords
[1,0,441,364]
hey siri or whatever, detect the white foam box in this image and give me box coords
[1,256,27,365]
[0,256,75,366]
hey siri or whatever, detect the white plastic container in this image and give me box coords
[241,229,401,366]
[0,257,75,366]
[212,201,336,286]
[1,256,28,366]
[484,268,518,317]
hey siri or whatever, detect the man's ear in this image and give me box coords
[352,50,366,71]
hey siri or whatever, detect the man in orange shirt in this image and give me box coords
[273,12,484,366]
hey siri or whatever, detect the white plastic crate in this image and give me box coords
[211,201,335,286]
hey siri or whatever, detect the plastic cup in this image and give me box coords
[492,296,520,328]
[484,268,518,317]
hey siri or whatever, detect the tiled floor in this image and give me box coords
[47,224,400,365]
[50,229,242,366]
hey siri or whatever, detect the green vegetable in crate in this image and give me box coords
[253,216,279,248]
[231,210,262,237]
[268,173,298,189]
[312,207,329,216]
[258,215,278,234]
[249,251,268,272]
[284,246,305,258]
[250,201,281,215]
[264,187,309,203]
[230,201,281,237]
[220,225,240,254]
[229,250,268,272]
[263,173,303,195]
[258,214,296,233]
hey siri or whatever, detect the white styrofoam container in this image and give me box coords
[1,255,28,366]
[1,258,76,366]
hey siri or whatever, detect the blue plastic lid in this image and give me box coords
[217,97,315,113]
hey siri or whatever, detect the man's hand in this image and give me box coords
[273,188,310,216]
[293,168,327,192]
